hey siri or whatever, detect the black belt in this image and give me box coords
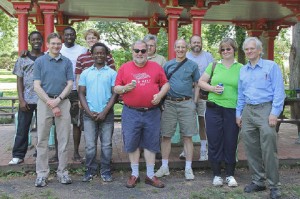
[125,105,158,112]
[165,96,191,102]
[206,101,222,108]
[48,94,64,100]
[246,101,271,107]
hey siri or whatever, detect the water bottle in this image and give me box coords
[218,83,223,94]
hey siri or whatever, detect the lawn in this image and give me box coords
[0,69,13,75]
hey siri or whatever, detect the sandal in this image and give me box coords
[8,158,24,165]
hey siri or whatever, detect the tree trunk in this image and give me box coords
[235,26,246,64]
[289,22,300,89]
[289,22,300,119]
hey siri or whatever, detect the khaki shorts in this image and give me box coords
[161,99,198,137]
[196,99,206,117]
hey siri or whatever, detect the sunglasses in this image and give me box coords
[221,48,232,52]
[133,49,147,54]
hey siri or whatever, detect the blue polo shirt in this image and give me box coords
[79,65,117,113]
[33,53,73,96]
[236,58,285,117]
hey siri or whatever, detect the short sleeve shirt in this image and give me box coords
[13,56,39,104]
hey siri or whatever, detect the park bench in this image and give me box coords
[0,96,18,119]
[276,98,300,143]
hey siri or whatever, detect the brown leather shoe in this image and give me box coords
[145,176,165,188]
[126,175,140,188]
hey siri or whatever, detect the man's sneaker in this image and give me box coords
[82,171,94,182]
[185,168,195,180]
[35,177,47,187]
[199,150,208,161]
[155,166,170,177]
[179,151,186,160]
[213,176,223,186]
[8,158,24,165]
[57,174,72,184]
[226,176,238,187]
[101,171,113,182]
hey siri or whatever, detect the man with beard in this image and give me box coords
[9,31,44,165]
[114,40,169,188]
[179,35,214,161]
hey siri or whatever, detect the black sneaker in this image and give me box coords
[82,171,94,182]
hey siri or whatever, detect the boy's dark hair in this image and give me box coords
[91,42,110,54]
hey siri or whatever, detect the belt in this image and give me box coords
[206,101,222,108]
[246,101,271,107]
[48,94,64,100]
[165,96,191,102]
[125,105,158,112]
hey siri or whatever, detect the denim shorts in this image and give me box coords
[161,99,197,137]
[121,105,161,153]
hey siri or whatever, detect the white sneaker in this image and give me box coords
[185,168,195,180]
[179,151,186,160]
[212,176,223,186]
[155,166,170,177]
[225,176,238,187]
[199,150,208,161]
[8,158,24,165]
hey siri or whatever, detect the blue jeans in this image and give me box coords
[83,110,114,174]
[13,104,37,159]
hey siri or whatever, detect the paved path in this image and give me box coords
[0,83,16,90]
[1,122,300,172]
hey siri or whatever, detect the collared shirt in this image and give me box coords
[147,53,167,67]
[75,50,116,75]
[13,55,40,104]
[236,58,285,117]
[186,51,214,77]
[33,53,73,96]
[78,65,117,113]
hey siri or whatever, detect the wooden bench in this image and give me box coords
[0,97,19,119]
[276,98,300,143]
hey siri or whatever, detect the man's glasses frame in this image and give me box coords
[133,49,147,54]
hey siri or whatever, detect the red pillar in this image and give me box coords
[11,2,32,54]
[263,31,279,60]
[190,8,207,36]
[165,7,183,59]
[38,2,59,50]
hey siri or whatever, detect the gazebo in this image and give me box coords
[0,0,299,59]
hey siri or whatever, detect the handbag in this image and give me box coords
[199,62,217,100]
[160,58,188,110]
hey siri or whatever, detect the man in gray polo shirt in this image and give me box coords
[33,32,73,187]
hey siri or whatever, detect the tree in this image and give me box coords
[289,22,300,89]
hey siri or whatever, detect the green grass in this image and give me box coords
[0,75,16,83]
[0,69,13,75]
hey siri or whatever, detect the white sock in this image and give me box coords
[162,159,169,168]
[131,163,139,177]
[201,140,207,151]
[146,164,155,179]
[185,161,192,170]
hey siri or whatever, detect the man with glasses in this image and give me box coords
[114,40,169,188]
[143,34,167,67]
[33,32,73,187]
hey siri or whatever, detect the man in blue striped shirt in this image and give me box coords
[236,37,285,199]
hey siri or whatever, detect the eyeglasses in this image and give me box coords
[133,49,147,54]
[221,48,232,52]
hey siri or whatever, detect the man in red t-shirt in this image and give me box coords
[114,40,169,189]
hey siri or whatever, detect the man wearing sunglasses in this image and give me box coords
[114,40,170,189]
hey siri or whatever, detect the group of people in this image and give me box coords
[9,26,284,199]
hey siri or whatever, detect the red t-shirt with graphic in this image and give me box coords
[115,60,168,108]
